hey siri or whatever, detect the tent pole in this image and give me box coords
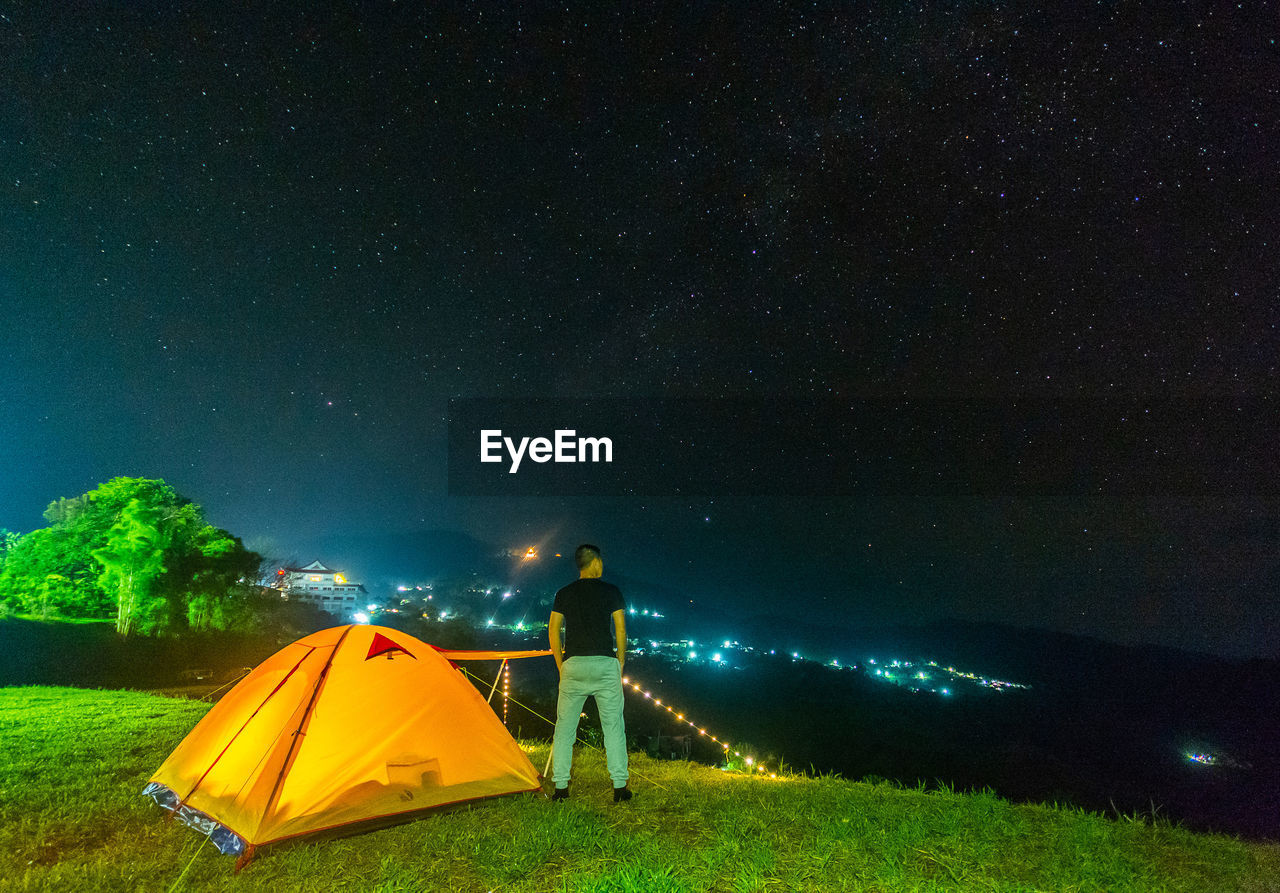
[487,659,508,703]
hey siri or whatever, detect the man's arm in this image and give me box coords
[548,611,565,675]
[612,609,627,670]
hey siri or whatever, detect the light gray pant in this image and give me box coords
[551,655,628,788]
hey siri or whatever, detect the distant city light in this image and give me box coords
[502,591,513,599]
[712,652,722,663]
[367,604,377,611]
[353,612,369,624]
[487,618,495,627]
[629,608,637,615]
[723,640,732,648]
[689,651,697,659]
[859,654,1028,695]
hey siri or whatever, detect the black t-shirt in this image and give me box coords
[552,578,626,659]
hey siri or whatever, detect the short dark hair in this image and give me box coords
[574,543,601,570]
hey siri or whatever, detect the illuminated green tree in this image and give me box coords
[92,498,170,636]
[173,525,262,631]
[0,479,181,619]
[0,477,261,634]
[33,574,75,621]
[0,525,115,619]
[0,529,20,614]
[42,497,86,525]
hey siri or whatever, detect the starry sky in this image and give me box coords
[2,3,1276,658]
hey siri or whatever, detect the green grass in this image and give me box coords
[1,688,1277,892]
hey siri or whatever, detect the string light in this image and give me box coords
[502,661,510,726]
[621,675,776,778]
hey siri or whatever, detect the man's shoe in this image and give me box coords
[612,786,633,803]
[551,787,569,801]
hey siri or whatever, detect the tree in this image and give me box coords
[0,529,21,615]
[92,498,169,636]
[1,479,183,619]
[0,477,262,635]
[42,497,86,525]
[0,526,114,619]
[0,528,20,561]
[176,525,262,632]
[34,573,76,621]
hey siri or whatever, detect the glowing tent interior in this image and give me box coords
[143,625,549,865]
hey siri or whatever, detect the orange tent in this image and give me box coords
[143,625,550,865]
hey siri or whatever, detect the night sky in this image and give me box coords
[2,3,1276,658]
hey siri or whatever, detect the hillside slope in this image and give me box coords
[0,687,1276,892]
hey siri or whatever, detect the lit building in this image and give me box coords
[275,560,367,612]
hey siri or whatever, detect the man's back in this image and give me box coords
[552,578,625,658]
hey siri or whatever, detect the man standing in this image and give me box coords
[548,543,631,802]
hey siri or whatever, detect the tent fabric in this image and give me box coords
[145,625,542,854]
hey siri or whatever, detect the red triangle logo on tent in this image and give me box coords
[366,632,414,661]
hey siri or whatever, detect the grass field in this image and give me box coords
[1,687,1277,892]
